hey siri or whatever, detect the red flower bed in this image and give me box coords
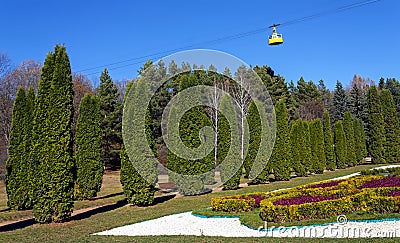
[273,195,337,206]
[358,176,400,189]
[306,180,344,189]
[388,190,400,197]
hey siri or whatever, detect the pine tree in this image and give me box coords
[323,111,336,170]
[287,81,299,121]
[98,69,123,169]
[75,94,103,199]
[334,121,346,169]
[343,111,357,166]
[6,87,27,209]
[270,99,291,180]
[353,117,367,163]
[331,81,349,124]
[32,45,75,223]
[318,80,332,112]
[218,95,241,190]
[309,119,326,174]
[380,89,400,163]
[253,65,289,105]
[367,86,386,164]
[349,81,367,122]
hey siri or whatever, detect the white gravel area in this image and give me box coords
[93,211,265,237]
[94,211,400,238]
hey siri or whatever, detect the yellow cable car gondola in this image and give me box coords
[268,24,283,46]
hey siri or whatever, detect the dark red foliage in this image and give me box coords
[306,180,344,189]
[244,195,266,208]
[273,195,337,206]
[249,195,266,208]
[388,190,400,197]
[358,177,400,189]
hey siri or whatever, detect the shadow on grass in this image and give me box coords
[0,207,10,212]
[0,193,178,232]
[0,218,35,232]
[152,194,176,205]
[71,200,128,221]
[91,192,124,201]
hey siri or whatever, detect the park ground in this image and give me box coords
[0,164,399,242]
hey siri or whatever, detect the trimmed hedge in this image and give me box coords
[211,193,268,212]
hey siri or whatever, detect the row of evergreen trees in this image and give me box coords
[6,51,400,221]
[6,46,103,223]
[119,61,400,197]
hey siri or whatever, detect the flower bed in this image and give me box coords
[260,186,400,223]
[358,176,400,189]
[210,175,397,216]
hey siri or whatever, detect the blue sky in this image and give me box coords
[1,0,399,90]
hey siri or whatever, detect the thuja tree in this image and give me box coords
[120,80,157,205]
[218,94,241,190]
[245,102,265,183]
[290,119,307,177]
[75,94,103,199]
[302,120,312,174]
[270,99,291,181]
[31,45,75,223]
[343,111,357,166]
[23,88,35,208]
[6,87,28,209]
[334,121,346,169]
[166,73,214,195]
[380,89,400,163]
[367,86,386,164]
[309,119,325,174]
[353,117,367,163]
[323,111,336,171]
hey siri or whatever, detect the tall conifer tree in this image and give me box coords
[331,81,348,124]
[367,86,386,164]
[98,69,123,169]
[75,94,103,199]
[270,100,291,180]
[310,119,326,173]
[334,121,346,169]
[343,111,357,166]
[353,117,367,163]
[32,45,75,223]
[323,111,336,170]
[380,89,400,163]
[6,87,27,209]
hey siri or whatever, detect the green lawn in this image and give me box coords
[0,164,399,242]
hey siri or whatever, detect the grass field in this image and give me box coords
[0,164,399,242]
